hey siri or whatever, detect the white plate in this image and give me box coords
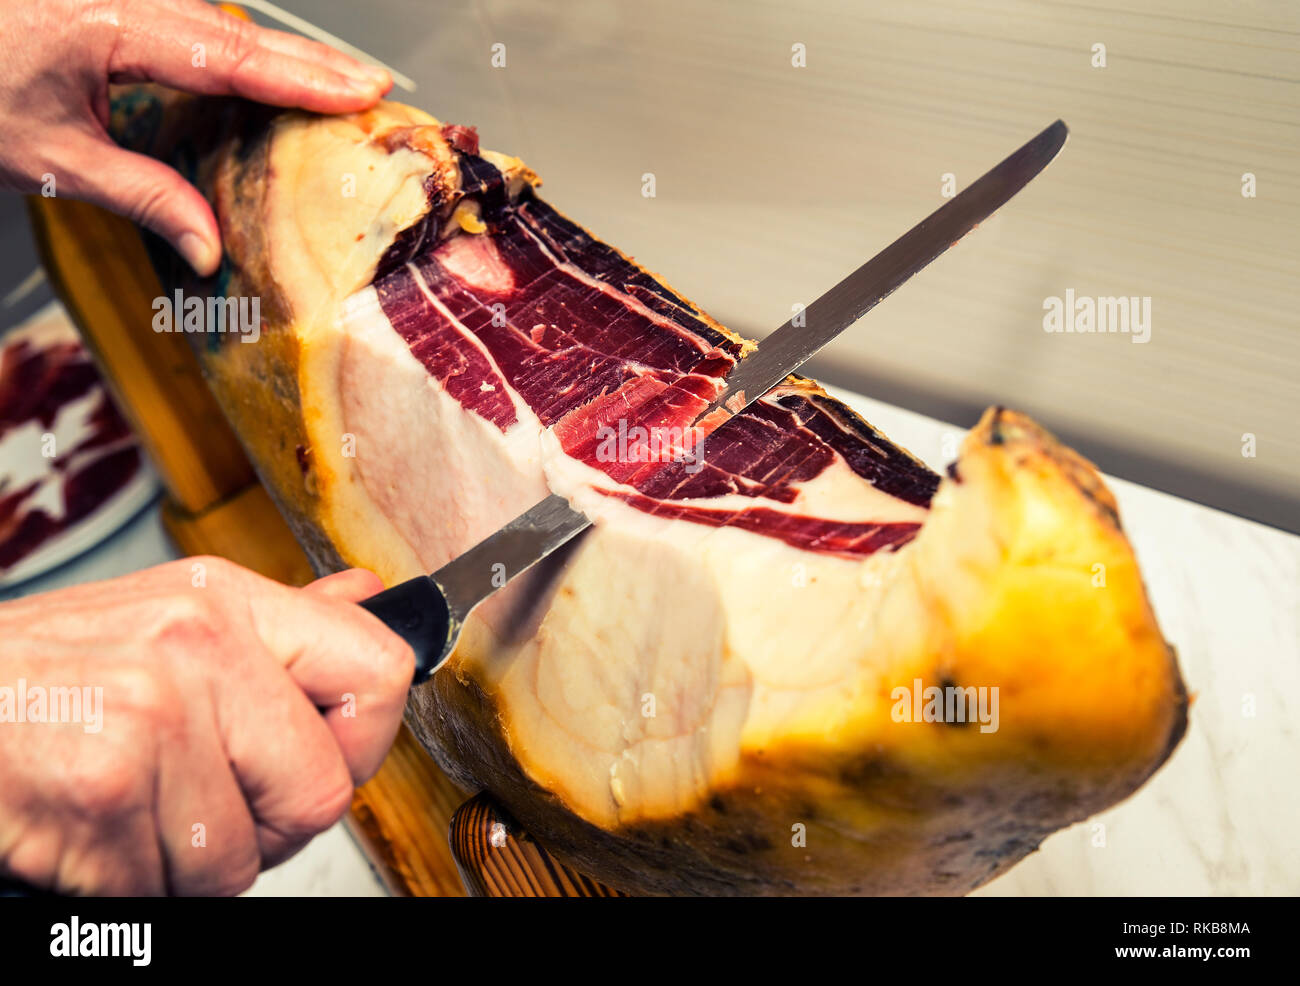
[0,463,159,589]
[0,300,162,589]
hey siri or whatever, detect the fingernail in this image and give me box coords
[344,63,390,89]
[345,77,379,96]
[178,232,218,276]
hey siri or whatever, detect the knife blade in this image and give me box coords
[361,120,1069,682]
[696,119,1068,421]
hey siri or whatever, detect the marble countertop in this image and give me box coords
[8,390,1296,896]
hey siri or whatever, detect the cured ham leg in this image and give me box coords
[111,91,1187,895]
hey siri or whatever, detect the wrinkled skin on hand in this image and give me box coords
[0,0,391,274]
[0,558,414,895]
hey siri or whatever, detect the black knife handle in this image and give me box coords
[359,576,452,684]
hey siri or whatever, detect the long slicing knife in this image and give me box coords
[361,120,1068,683]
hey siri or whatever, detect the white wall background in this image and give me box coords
[223,2,1300,530]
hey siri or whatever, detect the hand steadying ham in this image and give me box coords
[0,0,392,274]
[0,0,412,895]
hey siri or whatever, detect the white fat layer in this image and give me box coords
[340,285,928,826]
[480,485,920,824]
[337,286,548,577]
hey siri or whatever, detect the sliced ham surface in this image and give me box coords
[369,165,937,562]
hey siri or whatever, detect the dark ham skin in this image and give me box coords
[376,154,940,557]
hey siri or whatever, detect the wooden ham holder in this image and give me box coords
[26,195,622,898]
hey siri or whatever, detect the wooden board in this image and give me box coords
[26,193,613,897]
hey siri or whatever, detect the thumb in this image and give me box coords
[303,568,386,603]
[57,133,221,275]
